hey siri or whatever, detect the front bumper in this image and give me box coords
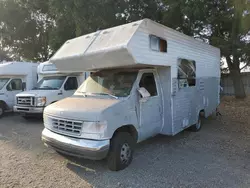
[14,106,44,114]
[41,128,110,160]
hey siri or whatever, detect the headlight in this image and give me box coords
[37,97,46,107]
[81,121,108,139]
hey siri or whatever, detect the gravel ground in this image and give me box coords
[1,97,250,188]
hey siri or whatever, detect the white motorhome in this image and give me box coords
[0,62,38,117]
[42,19,221,171]
[14,61,89,118]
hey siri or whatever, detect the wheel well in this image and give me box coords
[0,100,7,110]
[113,125,138,142]
[199,109,205,117]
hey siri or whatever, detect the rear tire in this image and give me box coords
[107,132,135,171]
[189,115,202,132]
[0,103,4,118]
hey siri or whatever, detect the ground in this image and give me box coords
[1,97,250,188]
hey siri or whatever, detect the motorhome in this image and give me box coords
[0,62,38,117]
[41,19,221,171]
[14,61,89,118]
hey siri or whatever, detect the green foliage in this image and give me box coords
[0,0,53,61]
[47,0,162,51]
[160,0,250,98]
[48,0,122,50]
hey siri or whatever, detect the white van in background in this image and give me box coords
[14,61,89,118]
[0,62,38,117]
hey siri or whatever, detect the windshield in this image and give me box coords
[0,78,10,90]
[76,70,138,97]
[33,76,66,90]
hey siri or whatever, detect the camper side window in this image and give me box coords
[178,59,196,88]
[6,79,22,91]
[149,35,167,53]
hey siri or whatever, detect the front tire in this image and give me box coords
[107,132,135,171]
[0,104,4,118]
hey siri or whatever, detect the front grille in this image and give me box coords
[17,96,35,106]
[51,117,83,136]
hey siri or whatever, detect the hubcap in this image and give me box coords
[120,143,131,164]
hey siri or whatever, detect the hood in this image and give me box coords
[44,96,121,121]
[16,90,59,97]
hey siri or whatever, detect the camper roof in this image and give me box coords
[50,19,220,72]
[0,62,37,76]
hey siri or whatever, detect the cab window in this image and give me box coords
[139,73,158,96]
[6,79,22,91]
[64,77,78,90]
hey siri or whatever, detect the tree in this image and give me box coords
[48,0,124,51]
[0,0,53,62]
[48,0,163,51]
[0,49,12,61]
[204,0,250,98]
[1,0,249,98]
[161,0,250,98]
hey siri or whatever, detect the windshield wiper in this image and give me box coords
[92,92,118,99]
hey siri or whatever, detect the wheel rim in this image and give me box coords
[120,143,131,164]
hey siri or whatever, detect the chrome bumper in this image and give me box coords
[14,106,44,114]
[41,128,110,160]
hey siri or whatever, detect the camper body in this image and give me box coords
[14,61,88,117]
[0,62,38,117]
[41,19,221,171]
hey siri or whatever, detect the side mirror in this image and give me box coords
[137,87,151,99]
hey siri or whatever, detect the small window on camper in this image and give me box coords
[150,35,167,53]
[6,79,22,91]
[178,59,196,88]
[42,64,57,72]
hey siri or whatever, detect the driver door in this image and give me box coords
[138,71,163,139]
[5,78,23,109]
